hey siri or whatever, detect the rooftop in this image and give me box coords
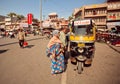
[48,12,58,16]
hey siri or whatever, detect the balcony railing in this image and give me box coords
[84,14,107,18]
[95,22,106,25]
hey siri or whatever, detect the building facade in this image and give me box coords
[42,12,69,30]
[107,0,120,30]
[0,15,5,29]
[73,3,107,31]
[84,3,107,30]
[73,0,120,31]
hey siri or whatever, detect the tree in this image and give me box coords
[16,15,25,22]
[68,16,73,21]
[7,12,25,29]
[7,12,25,21]
[68,13,74,21]
[7,12,17,18]
[7,12,17,28]
[32,18,39,23]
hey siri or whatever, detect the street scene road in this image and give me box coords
[0,35,120,84]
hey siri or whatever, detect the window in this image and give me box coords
[93,10,97,15]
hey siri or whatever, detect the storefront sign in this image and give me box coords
[108,12,120,20]
[74,20,91,26]
[107,22,120,26]
[20,23,28,27]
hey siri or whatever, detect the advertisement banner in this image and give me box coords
[107,12,120,21]
[27,13,32,24]
[20,23,28,27]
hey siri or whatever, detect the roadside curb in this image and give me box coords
[0,35,45,47]
[107,43,120,54]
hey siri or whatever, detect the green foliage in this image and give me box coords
[7,12,17,17]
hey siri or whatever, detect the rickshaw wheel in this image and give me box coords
[85,58,92,65]
[77,62,83,74]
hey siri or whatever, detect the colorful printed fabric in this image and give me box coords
[46,43,65,74]
[51,53,65,74]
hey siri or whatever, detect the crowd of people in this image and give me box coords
[0,29,28,39]
[0,27,29,48]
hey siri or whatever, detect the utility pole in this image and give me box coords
[40,0,43,35]
[40,0,42,29]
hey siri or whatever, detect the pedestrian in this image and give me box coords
[46,30,65,75]
[59,27,68,48]
[17,28,25,48]
[9,31,13,38]
[59,27,69,63]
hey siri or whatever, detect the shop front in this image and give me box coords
[107,22,120,32]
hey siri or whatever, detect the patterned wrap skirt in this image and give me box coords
[46,43,65,74]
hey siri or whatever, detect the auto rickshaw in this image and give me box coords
[68,19,96,74]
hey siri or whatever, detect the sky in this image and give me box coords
[0,0,106,20]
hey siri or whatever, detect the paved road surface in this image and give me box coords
[0,35,120,84]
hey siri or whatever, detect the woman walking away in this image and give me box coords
[17,28,25,48]
[46,30,65,75]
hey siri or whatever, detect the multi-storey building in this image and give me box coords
[48,12,59,29]
[73,8,84,19]
[5,17,18,31]
[73,0,120,31]
[43,12,68,30]
[0,14,40,31]
[0,15,5,29]
[73,3,107,31]
[0,15,5,22]
[60,18,69,29]
[107,0,120,30]
[84,3,107,30]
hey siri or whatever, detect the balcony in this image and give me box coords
[107,8,120,11]
[95,22,106,25]
[5,22,11,25]
[107,12,120,21]
[85,14,107,18]
[107,2,120,11]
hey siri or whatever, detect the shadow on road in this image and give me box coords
[27,37,45,42]
[25,45,35,48]
[107,44,120,54]
[0,42,18,47]
[0,49,9,54]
